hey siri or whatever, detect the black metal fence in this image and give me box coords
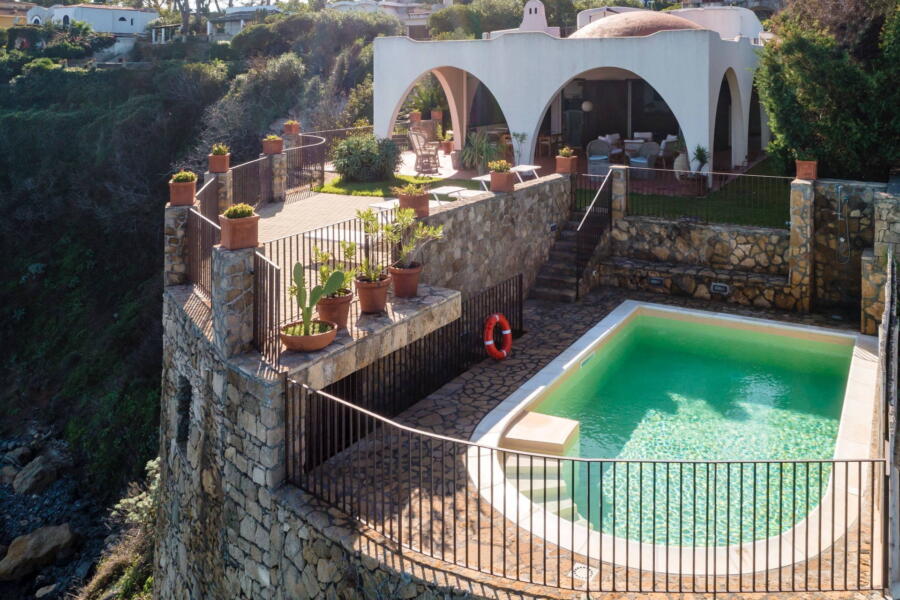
[253,251,282,365]
[287,380,886,594]
[196,178,219,221]
[232,156,272,208]
[625,167,792,229]
[306,126,374,162]
[573,172,612,298]
[186,208,220,298]
[285,134,326,204]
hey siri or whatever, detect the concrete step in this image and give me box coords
[512,476,569,502]
[540,497,577,520]
[504,455,562,478]
[530,285,577,303]
[534,272,578,288]
[549,249,578,262]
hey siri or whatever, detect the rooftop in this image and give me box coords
[569,11,706,39]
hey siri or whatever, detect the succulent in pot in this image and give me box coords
[430,108,443,121]
[409,110,422,123]
[208,143,231,174]
[488,159,515,193]
[391,182,430,218]
[169,169,197,206]
[555,146,577,174]
[440,128,454,154]
[218,203,259,250]
[262,134,283,155]
[795,148,817,180]
[354,209,393,313]
[386,208,444,298]
[283,119,300,135]
[281,264,343,352]
[313,241,357,329]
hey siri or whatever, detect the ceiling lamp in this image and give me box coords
[581,100,594,112]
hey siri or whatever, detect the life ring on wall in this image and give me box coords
[484,313,512,360]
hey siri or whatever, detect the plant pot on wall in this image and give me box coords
[280,319,337,352]
[208,153,230,174]
[218,214,260,250]
[355,276,392,313]
[316,291,353,329]
[398,192,429,218]
[430,109,443,121]
[409,110,422,123]
[441,140,453,154]
[555,156,577,174]
[283,121,300,135]
[169,179,196,206]
[262,137,283,155]
[796,160,818,180]
[389,263,422,298]
[490,171,516,193]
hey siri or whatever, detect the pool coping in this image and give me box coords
[466,300,882,578]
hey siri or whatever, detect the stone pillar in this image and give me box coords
[610,165,627,224]
[263,152,286,204]
[283,132,301,149]
[861,249,886,335]
[211,246,255,358]
[164,205,189,286]
[204,170,232,214]
[789,179,815,312]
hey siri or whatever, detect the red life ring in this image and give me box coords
[484,313,512,360]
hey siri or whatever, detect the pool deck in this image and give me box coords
[300,287,882,598]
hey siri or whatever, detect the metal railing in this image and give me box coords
[186,208,220,298]
[625,167,792,229]
[287,381,885,594]
[232,156,272,208]
[573,172,612,298]
[196,178,219,221]
[253,251,282,365]
[884,255,899,586]
[305,125,374,161]
[285,133,326,203]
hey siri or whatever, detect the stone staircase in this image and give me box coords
[504,455,589,527]
[529,210,586,303]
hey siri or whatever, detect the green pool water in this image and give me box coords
[533,314,853,546]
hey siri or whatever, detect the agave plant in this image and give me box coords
[461,131,502,174]
[289,263,345,336]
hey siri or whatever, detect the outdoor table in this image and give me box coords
[623,139,645,157]
[428,185,467,202]
[510,164,542,182]
[472,174,491,191]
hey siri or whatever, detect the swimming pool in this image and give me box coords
[468,301,879,574]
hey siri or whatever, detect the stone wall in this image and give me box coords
[813,179,882,312]
[419,174,571,295]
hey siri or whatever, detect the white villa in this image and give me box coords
[374,3,771,172]
[31,4,158,34]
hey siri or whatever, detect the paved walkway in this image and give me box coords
[257,193,377,242]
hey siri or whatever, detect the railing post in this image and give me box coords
[789,179,815,313]
[204,169,232,214]
[164,204,189,286]
[211,245,255,358]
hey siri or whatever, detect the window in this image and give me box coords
[62,15,69,26]
[175,375,192,449]
[118,16,126,21]
[32,17,41,24]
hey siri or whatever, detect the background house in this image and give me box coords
[330,0,451,40]
[207,5,280,42]
[47,4,158,35]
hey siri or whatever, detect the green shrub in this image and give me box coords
[223,203,255,218]
[170,170,197,183]
[263,133,282,141]
[487,159,511,173]
[558,146,575,158]
[284,119,299,126]
[390,183,426,197]
[211,143,230,155]
[332,134,400,182]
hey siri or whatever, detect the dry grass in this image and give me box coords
[75,527,152,600]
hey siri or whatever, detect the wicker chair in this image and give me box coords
[629,141,660,178]
[599,133,625,162]
[586,139,611,176]
[409,130,440,174]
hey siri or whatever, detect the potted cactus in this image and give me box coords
[488,159,515,193]
[209,143,231,174]
[555,146,577,174]
[262,134,283,155]
[283,120,300,135]
[169,170,197,206]
[391,182,430,219]
[387,208,444,298]
[218,203,259,250]
[795,149,817,180]
[313,242,357,329]
[281,264,343,352]
[354,209,393,313]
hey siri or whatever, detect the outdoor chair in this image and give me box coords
[600,133,625,162]
[586,139,611,176]
[408,130,440,174]
[633,131,654,142]
[629,141,660,177]
[658,136,678,169]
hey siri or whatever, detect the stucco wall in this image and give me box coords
[418,174,572,295]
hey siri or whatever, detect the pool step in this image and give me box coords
[541,497,577,520]
[504,455,562,478]
[511,475,569,502]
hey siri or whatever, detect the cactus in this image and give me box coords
[291,263,344,336]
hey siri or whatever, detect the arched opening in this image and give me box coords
[389,68,512,175]
[712,76,732,171]
[747,85,762,161]
[32,16,41,24]
[62,14,70,27]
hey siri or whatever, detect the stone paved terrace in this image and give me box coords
[289,286,884,599]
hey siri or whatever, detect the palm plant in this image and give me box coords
[461,131,502,174]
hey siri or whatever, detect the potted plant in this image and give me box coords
[391,182,430,218]
[283,120,300,135]
[795,149,817,180]
[281,264,343,352]
[692,145,709,174]
[431,108,443,121]
[354,209,393,313]
[313,242,356,329]
[262,134,283,155]
[488,159,515,193]
[208,143,230,174]
[461,131,502,174]
[555,146,577,174]
[169,170,197,206]
[441,130,454,154]
[386,208,444,298]
[218,203,260,250]
[409,110,422,123]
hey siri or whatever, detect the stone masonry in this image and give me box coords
[271,151,287,203]
[211,246,254,358]
[164,205,189,286]
[789,179,815,312]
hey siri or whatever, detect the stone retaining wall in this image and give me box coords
[419,175,571,295]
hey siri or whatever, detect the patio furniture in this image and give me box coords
[510,164,542,182]
[629,141,660,177]
[659,136,679,169]
[472,174,491,191]
[428,185,482,202]
[633,131,653,142]
[409,130,440,174]
[538,133,562,157]
[586,139,611,176]
[600,133,625,162]
[623,139,645,157]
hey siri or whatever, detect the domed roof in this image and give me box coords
[569,11,705,39]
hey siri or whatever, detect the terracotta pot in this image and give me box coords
[389,264,422,298]
[218,214,259,250]
[283,122,300,135]
[409,111,422,123]
[262,138,283,155]
[796,159,817,180]
[430,109,443,121]
[398,193,429,218]
[208,153,230,174]
[169,179,196,206]
[441,140,453,154]
[355,275,391,314]
[280,319,337,352]
[555,155,577,174]
[490,171,516,193]
[316,290,352,329]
